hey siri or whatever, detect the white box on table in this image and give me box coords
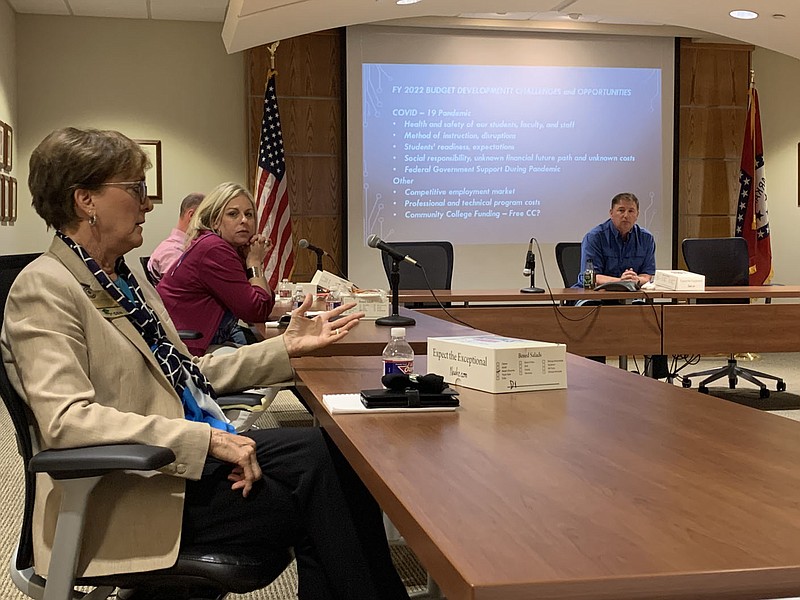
[341,291,390,320]
[427,335,567,394]
[653,270,705,291]
[311,270,354,292]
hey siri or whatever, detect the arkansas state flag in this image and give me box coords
[734,85,772,285]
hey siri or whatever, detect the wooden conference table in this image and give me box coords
[398,286,800,357]
[292,353,800,600]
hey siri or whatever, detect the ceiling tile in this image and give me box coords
[150,0,227,22]
[67,0,148,19]
[8,0,70,15]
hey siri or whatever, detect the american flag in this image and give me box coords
[735,85,772,285]
[255,69,294,290]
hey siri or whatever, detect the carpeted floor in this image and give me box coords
[0,392,428,599]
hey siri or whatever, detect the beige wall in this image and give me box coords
[753,48,800,284]
[4,14,246,261]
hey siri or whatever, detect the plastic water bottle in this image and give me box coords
[325,285,342,311]
[382,327,414,376]
[277,278,292,301]
[292,284,305,310]
[583,258,596,290]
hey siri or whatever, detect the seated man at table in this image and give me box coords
[574,192,656,288]
[576,192,660,369]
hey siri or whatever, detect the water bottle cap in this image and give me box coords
[390,327,406,337]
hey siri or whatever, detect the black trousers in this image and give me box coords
[182,427,409,600]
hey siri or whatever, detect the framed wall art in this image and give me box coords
[0,121,10,171]
[1,174,17,222]
[0,173,6,221]
[135,139,162,201]
[7,175,16,222]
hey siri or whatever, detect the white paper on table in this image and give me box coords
[322,393,458,414]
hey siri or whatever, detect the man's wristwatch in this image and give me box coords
[246,266,263,279]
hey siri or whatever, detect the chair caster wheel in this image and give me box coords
[777,381,786,392]
[699,386,709,394]
[759,387,770,399]
[682,379,691,388]
[729,378,737,389]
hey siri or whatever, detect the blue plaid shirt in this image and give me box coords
[573,219,656,287]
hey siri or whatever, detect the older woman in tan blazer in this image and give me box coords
[0,128,409,600]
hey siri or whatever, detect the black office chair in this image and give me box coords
[0,253,292,600]
[680,237,785,398]
[139,255,158,287]
[380,241,453,307]
[555,242,582,287]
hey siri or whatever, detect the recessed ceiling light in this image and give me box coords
[729,9,758,20]
[772,13,786,19]
[396,0,422,4]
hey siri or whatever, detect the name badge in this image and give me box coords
[83,285,129,318]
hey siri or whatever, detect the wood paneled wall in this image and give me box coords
[247,34,753,278]
[677,39,752,267]
[246,30,344,283]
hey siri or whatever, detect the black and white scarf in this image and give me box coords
[57,231,234,432]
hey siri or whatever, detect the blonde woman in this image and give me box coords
[157,182,275,355]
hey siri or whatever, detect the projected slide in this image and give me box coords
[362,64,662,245]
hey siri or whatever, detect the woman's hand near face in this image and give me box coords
[282,294,365,358]
[242,234,271,267]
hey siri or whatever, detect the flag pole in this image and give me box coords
[255,40,294,289]
[267,41,279,75]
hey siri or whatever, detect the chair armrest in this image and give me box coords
[29,444,176,480]
[217,393,266,410]
[178,330,202,340]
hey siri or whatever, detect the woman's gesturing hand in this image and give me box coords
[282,294,365,358]
[208,429,262,497]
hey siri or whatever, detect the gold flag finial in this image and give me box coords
[267,41,280,70]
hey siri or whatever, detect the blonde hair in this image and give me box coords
[185,182,256,245]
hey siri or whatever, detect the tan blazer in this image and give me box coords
[0,236,294,577]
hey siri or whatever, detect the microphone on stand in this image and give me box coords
[522,239,535,277]
[367,235,421,268]
[366,234,418,327]
[521,237,544,294]
[298,238,325,273]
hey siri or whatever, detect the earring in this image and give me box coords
[88,213,97,226]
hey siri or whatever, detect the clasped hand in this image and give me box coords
[240,233,272,266]
[620,269,640,283]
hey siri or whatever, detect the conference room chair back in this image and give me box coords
[139,255,158,287]
[379,240,454,291]
[682,237,749,289]
[554,242,582,287]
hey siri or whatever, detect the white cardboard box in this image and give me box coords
[341,291,390,320]
[653,270,706,291]
[427,335,567,394]
[311,270,354,292]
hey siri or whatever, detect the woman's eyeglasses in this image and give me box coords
[96,181,149,204]
[75,180,149,204]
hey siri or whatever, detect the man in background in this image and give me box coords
[575,192,656,288]
[147,192,204,282]
[575,192,663,373]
